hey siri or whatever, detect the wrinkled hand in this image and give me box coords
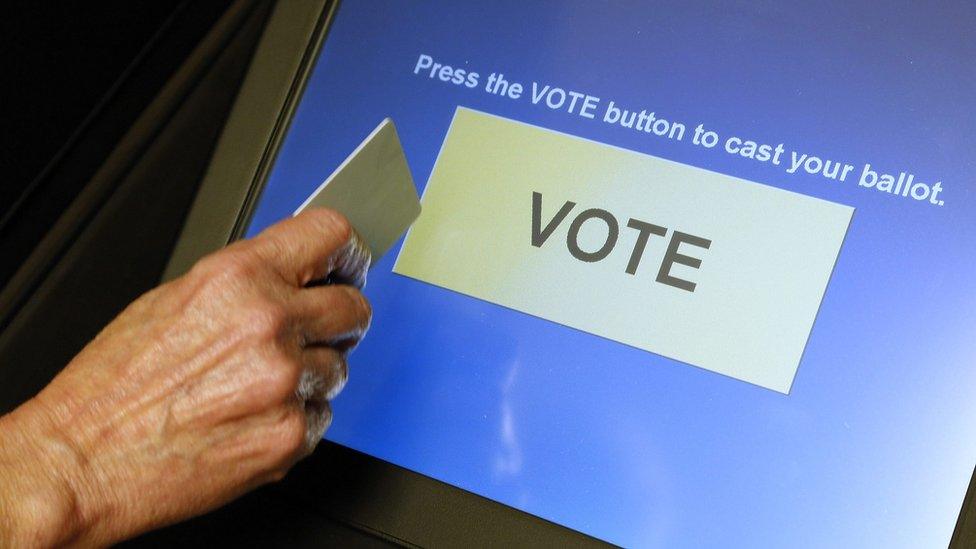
[0,209,371,546]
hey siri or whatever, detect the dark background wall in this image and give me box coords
[0,1,184,215]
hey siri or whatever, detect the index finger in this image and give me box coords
[253,208,371,287]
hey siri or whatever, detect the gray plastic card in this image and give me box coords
[295,118,421,265]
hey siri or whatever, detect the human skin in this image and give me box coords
[0,208,371,547]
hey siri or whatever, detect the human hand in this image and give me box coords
[0,209,371,546]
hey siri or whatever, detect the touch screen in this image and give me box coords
[246,2,976,546]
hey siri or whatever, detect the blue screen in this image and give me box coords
[246,2,976,546]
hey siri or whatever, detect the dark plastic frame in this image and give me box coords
[162,1,976,546]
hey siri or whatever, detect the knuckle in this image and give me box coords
[187,248,267,303]
[186,260,218,290]
[195,247,256,280]
[327,357,350,400]
[341,286,371,323]
[337,356,349,385]
[278,408,308,456]
[266,468,289,484]
[321,401,333,433]
[261,355,300,403]
[243,298,290,340]
[358,290,373,321]
[188,252,221,278]
[219,248,263,281]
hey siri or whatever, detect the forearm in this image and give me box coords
[0,400,89,547]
